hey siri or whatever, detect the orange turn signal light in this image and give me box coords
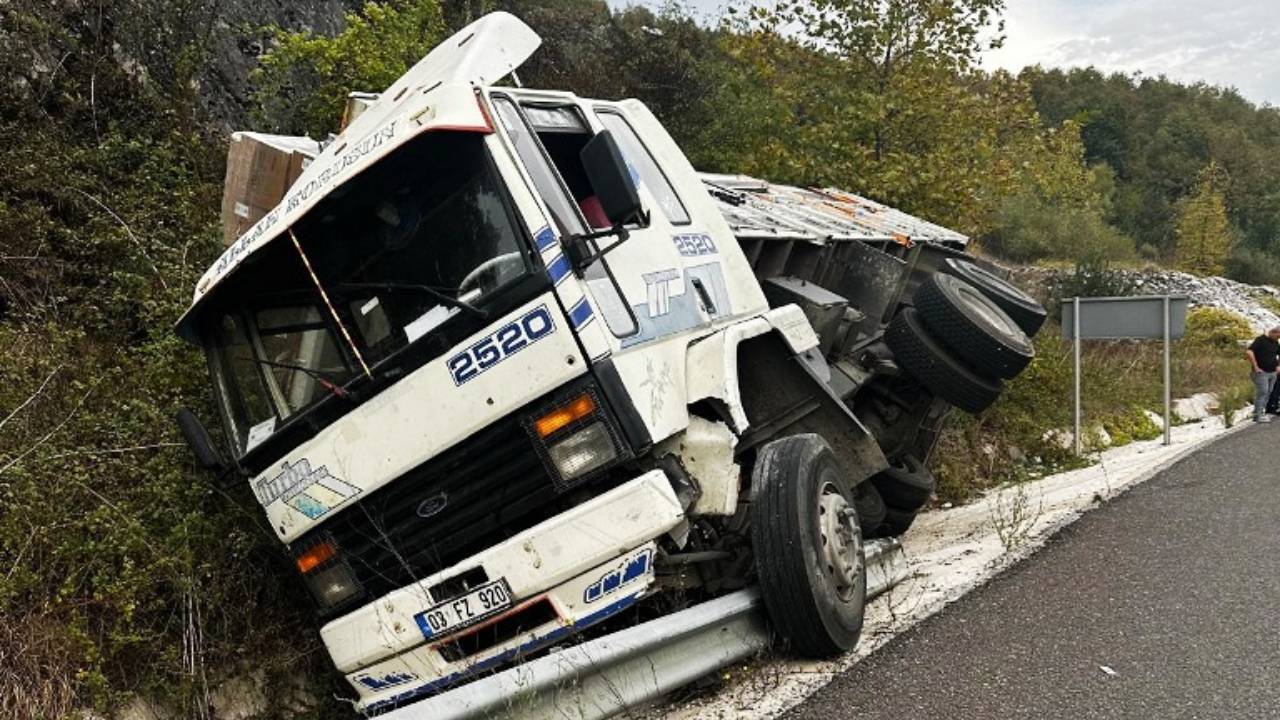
[534,394,596,438]
[296,542,336,574]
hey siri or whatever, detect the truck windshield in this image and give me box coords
[203,132,532,456]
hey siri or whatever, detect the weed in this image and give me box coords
[989,482,1043,552]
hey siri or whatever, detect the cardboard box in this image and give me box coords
[220,132,320,246]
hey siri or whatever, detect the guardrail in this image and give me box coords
[383,538,908,720]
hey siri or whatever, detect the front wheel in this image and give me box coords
[752,434,866,657]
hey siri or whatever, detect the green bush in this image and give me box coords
[1101,407,1162,446]
[1183,306,1252,350]
[1048,257,1138,317]
[1219,380,1255,428]
[1226,245,1280,286]
[982,191,1137,264]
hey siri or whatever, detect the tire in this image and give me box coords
[879,506,917,537]
[943,258,1047,337]
[869,454,936,512]
[915,273,1034,380]
[853,481,887,538]
[752,434,866,657]
[885,306,1003,414]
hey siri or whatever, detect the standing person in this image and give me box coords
[1246,327,1280,423]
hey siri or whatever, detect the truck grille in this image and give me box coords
[313,411,561,602]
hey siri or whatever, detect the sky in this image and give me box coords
[982,0,1280,106]
[611,0,1280,107]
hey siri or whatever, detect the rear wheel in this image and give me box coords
[853,481,887,538]
[943,258,1047,337]
[915,273,1034,380]
[752,434,866,657]
[885,306,1002,414]
[869,454,936,512]
[879,506,917,537]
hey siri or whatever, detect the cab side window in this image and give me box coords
[595,111,690,225]
[490,95,638,338]
[491,97,586,237]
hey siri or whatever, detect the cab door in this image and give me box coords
[585,106,732,349]
[487,93,722,350]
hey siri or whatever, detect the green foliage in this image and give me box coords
[0,4,348,718]
[1256,293,1280,317]
[685,3,1098,241]
[1174,162,1233,277]
[934,319,1244,503]
[1183,306,1252,350]
[984,188,1136,264]
[1227,245,1280,287]
[253,0,448,136]
[1026,68,1280,283]
[1101,408,1162,447]
[1050,258,1138,316]
[1219,380,1255,428]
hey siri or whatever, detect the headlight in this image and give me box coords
[306,563,362,609]
[294,538,363,611]
[546,420,617,481]
[528,388,629,489]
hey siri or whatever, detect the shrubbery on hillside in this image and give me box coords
[933,305,1252,502]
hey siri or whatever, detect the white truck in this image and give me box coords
[174,12,1046,715]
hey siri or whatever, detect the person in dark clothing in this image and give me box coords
[1247,328,1280,422]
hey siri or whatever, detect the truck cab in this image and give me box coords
[175,12,1044,714]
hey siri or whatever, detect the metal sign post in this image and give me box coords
[1163,296,1172,446]
[1073,297,1082,456]
[1063,295,1188,456]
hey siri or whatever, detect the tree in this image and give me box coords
[252,0,448,136]
[1174,162,1233,277]
[774,0,1005,162]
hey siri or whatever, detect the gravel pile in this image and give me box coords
[1127,270,1280,332]
[1011,266,1280,332]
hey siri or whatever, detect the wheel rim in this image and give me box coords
[957,284,1021,339]
[817,481,863,603]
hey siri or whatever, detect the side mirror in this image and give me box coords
[176,407,226,472]
[580,130,643,228]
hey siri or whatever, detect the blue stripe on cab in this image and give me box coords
[546,254,571,285]
[569,298,594,329]
[534,226,556,252]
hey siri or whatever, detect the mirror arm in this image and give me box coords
[564,224,630,273]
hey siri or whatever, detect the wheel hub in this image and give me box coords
[817,482,863,602]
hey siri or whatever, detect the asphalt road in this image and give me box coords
[787,423,1280,720]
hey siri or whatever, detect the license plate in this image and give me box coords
[414,579,513,640]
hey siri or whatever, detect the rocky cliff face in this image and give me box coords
[198,0,359,129]
[1,0,357,131]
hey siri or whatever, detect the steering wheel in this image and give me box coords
[458,252,524,298]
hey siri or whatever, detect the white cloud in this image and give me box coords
[984,0,1280,105]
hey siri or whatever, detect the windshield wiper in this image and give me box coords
[331,282,487,320]
[242,356,354,400]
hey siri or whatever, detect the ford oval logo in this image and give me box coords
[416,493,448,519]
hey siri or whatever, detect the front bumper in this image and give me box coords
[319,469,685,711]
